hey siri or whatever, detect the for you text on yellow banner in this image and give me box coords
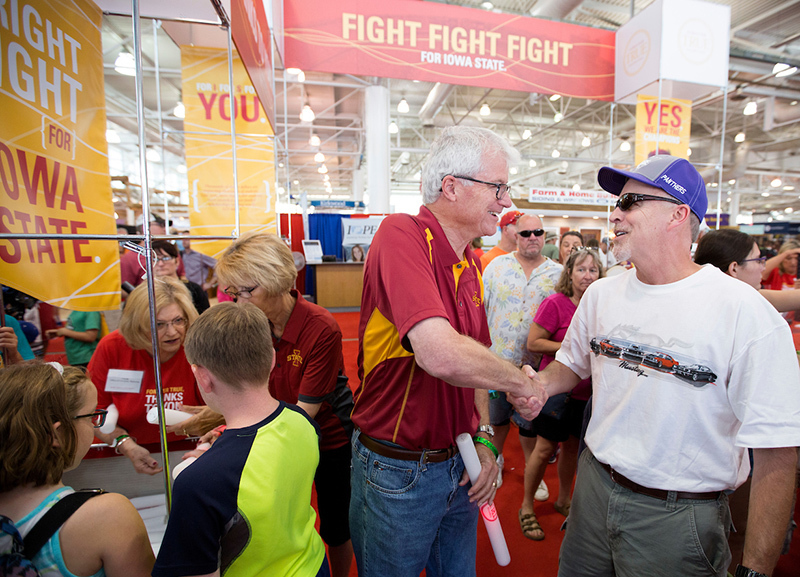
[181,46,276,259]
[0,0,120,311]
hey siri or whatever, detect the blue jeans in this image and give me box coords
[559,449,732,577]
[349,432,478,577]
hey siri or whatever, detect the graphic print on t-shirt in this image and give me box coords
[589,335,718,386]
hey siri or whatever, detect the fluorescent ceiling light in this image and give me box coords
[509,167,518,175]
[773,63,798,78]
[114,52,136,76]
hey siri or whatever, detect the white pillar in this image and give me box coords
[365,84,391,214]
[729,191,740,225]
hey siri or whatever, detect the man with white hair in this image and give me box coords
[350,126,547,577]
[534,155,800,577]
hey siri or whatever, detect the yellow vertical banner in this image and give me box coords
[181,46,275,258]
[635,95,692,166]
[0,0,120,311]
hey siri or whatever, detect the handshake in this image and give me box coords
[506,365,549,421]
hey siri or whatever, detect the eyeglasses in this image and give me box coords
[445,175,512,200]
[614,193,684,211]
[153,255,174,263]
[222,286,258,299]
[740,256,767,265]
[156,316,187,332]
[517,228,545,238]
[73,409,108,428]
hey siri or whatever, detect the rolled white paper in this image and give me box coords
[456,432,511,567]
[98,404,118,435]
[146,406,194,426]
[172,457,196,479]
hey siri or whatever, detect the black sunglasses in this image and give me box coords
[615,193,684,211]
[517,228,545,238]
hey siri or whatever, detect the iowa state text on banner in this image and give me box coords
[0,0,120,311]
[181,46,276,259]
[635,95,692,165]
[284,0,615,100]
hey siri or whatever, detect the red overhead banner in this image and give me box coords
[284,0,615,100]
[231,0,276,131]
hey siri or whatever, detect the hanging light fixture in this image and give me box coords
[318,164,328,174]
[529,159,537,168]
[572,183,581,191]
[743,101,757,116]
[114,52,136,76]
[735,132,746,143]
[549,94,561,101]
[619,140,631,152]
[145,148,161,162]
[581,136,591,147]
[314,152,325,163]
[687,147,692,156]
[479,102,491,116]
[105,129,120,144]
[522,129,531,140]
[388,120,399,134]
[309,133,321,147]
[286,68,305,82]
[553,112,563,122]
[299,102,315,122]
[509,167,518,175]
[173,101,185,119]
[773,63,798,78]
[551,149,560,158]
[397,98,409,113]
[771,178,782,188]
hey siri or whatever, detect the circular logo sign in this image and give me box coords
[623,30,650,77]
[481,504,498,522]
[678,19,714,64]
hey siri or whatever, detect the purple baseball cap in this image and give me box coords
[598,155,707,220]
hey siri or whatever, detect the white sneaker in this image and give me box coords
[495,454,504,488]
[534,479,549,501]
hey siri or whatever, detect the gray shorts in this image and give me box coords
[559,449,732,577]
[489,391,534,436]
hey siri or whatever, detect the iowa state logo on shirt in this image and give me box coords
[472,291,482,307]
[287,349,303,367]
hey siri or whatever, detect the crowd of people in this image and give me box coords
[2,126,800,577]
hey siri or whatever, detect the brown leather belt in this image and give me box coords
[598,461,721,501]
[358,432,458,464]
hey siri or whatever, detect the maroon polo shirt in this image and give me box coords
[352,206,490,450]
[271,291,350,451]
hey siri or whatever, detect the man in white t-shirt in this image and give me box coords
[527,155,800,577]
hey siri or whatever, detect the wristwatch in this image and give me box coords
[477,425,495,437]
[734,565,769,577]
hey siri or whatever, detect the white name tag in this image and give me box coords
[105,369,144,393]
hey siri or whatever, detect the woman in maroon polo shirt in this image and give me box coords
[215,232,355,577]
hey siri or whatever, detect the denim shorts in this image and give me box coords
[489,391,535,436]
[349,431,478,577]
[559,450,732,577]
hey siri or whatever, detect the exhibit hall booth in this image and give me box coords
[1,0,799,573]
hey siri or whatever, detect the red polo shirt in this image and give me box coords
[352,206,489,450]
[270,291,351,451]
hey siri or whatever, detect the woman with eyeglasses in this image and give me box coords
[520,248,604,540]
[151,240,210,314]
[0,363,155,576]
[694,229,800,312]
[86,277,202,476]
[693,228,800,574]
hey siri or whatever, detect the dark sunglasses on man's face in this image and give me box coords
[517,229,545,238]
[615,192,684,211]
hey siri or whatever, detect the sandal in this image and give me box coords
[518,509,545,541]
[553,502,571,517]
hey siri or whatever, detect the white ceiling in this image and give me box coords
[99,0,800,222]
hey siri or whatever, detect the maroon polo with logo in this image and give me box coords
[270,290,350,451]
[352,206,490,450]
